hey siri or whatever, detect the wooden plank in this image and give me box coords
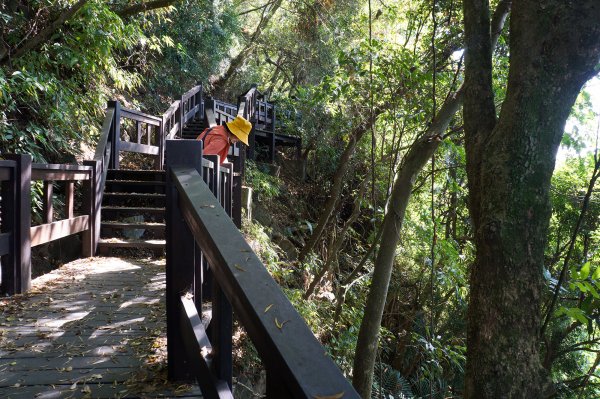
[181,84,202,102]
[0,383,201,399]
[30,216,89,247]
[31,170,91,181]
[0,232,11,256]
[120,107,161,125]
[171,167,359,398]
[119,140,159,155]
[32,163,93,172]
[0,355,142,371]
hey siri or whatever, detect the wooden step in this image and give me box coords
[98,238,165,249]
[103,192,166,207]
[101,221,165,230]
[107,169,165,182]
[105,180,165,194]
[101,206,165,221]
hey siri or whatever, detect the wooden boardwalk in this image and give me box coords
[0,257,201,399]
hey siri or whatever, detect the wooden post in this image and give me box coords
[108,100,121,170]
[179,94,185,138]
[82,160,100,255]
[81,162,96,257]
[232,145,244,228]
[195,82,203,120]
[211,277,233,390]
[165,139,203,381]
[1,155,32,295]
[136,121,142,144]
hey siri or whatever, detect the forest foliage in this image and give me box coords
[1,0,599,397]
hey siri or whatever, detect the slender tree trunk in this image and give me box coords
[462,1,600,397]
[352,98,459,397]
[352,2,512,396]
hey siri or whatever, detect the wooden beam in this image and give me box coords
[120,108,161,126]
[30,216,89,247]
[119,141,160,155]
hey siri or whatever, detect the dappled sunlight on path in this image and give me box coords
[0,257,200,398]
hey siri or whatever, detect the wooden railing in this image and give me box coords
[0,155,93,295]
[165,139,358,398]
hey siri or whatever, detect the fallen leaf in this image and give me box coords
[81,385,92,393]
[275,318,290,330]
[314,392,344,399]
[234,264,246,272]
[70,382,77,390]
[264,304,274,313]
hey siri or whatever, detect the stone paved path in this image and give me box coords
[0,257,201,398]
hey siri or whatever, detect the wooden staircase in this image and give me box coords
[98,169,166,256]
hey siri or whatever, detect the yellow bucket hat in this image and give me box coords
[226,116,252,146]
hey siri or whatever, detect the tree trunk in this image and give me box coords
[462,0,600,397]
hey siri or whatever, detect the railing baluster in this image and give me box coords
[65,181,74,219]
[43,181,53,224]
[108,100,121,170]
[211,277,233,390]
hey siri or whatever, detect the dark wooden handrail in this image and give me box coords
[165,140,358,398]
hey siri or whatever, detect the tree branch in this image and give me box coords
[0,0,88,64]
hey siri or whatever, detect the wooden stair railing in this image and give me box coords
[165,139,359,398]
[0,155,94,295]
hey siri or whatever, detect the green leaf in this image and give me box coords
[592,265,600,280]
[580,262,591,279]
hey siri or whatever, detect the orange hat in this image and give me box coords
[226,116,252,145]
